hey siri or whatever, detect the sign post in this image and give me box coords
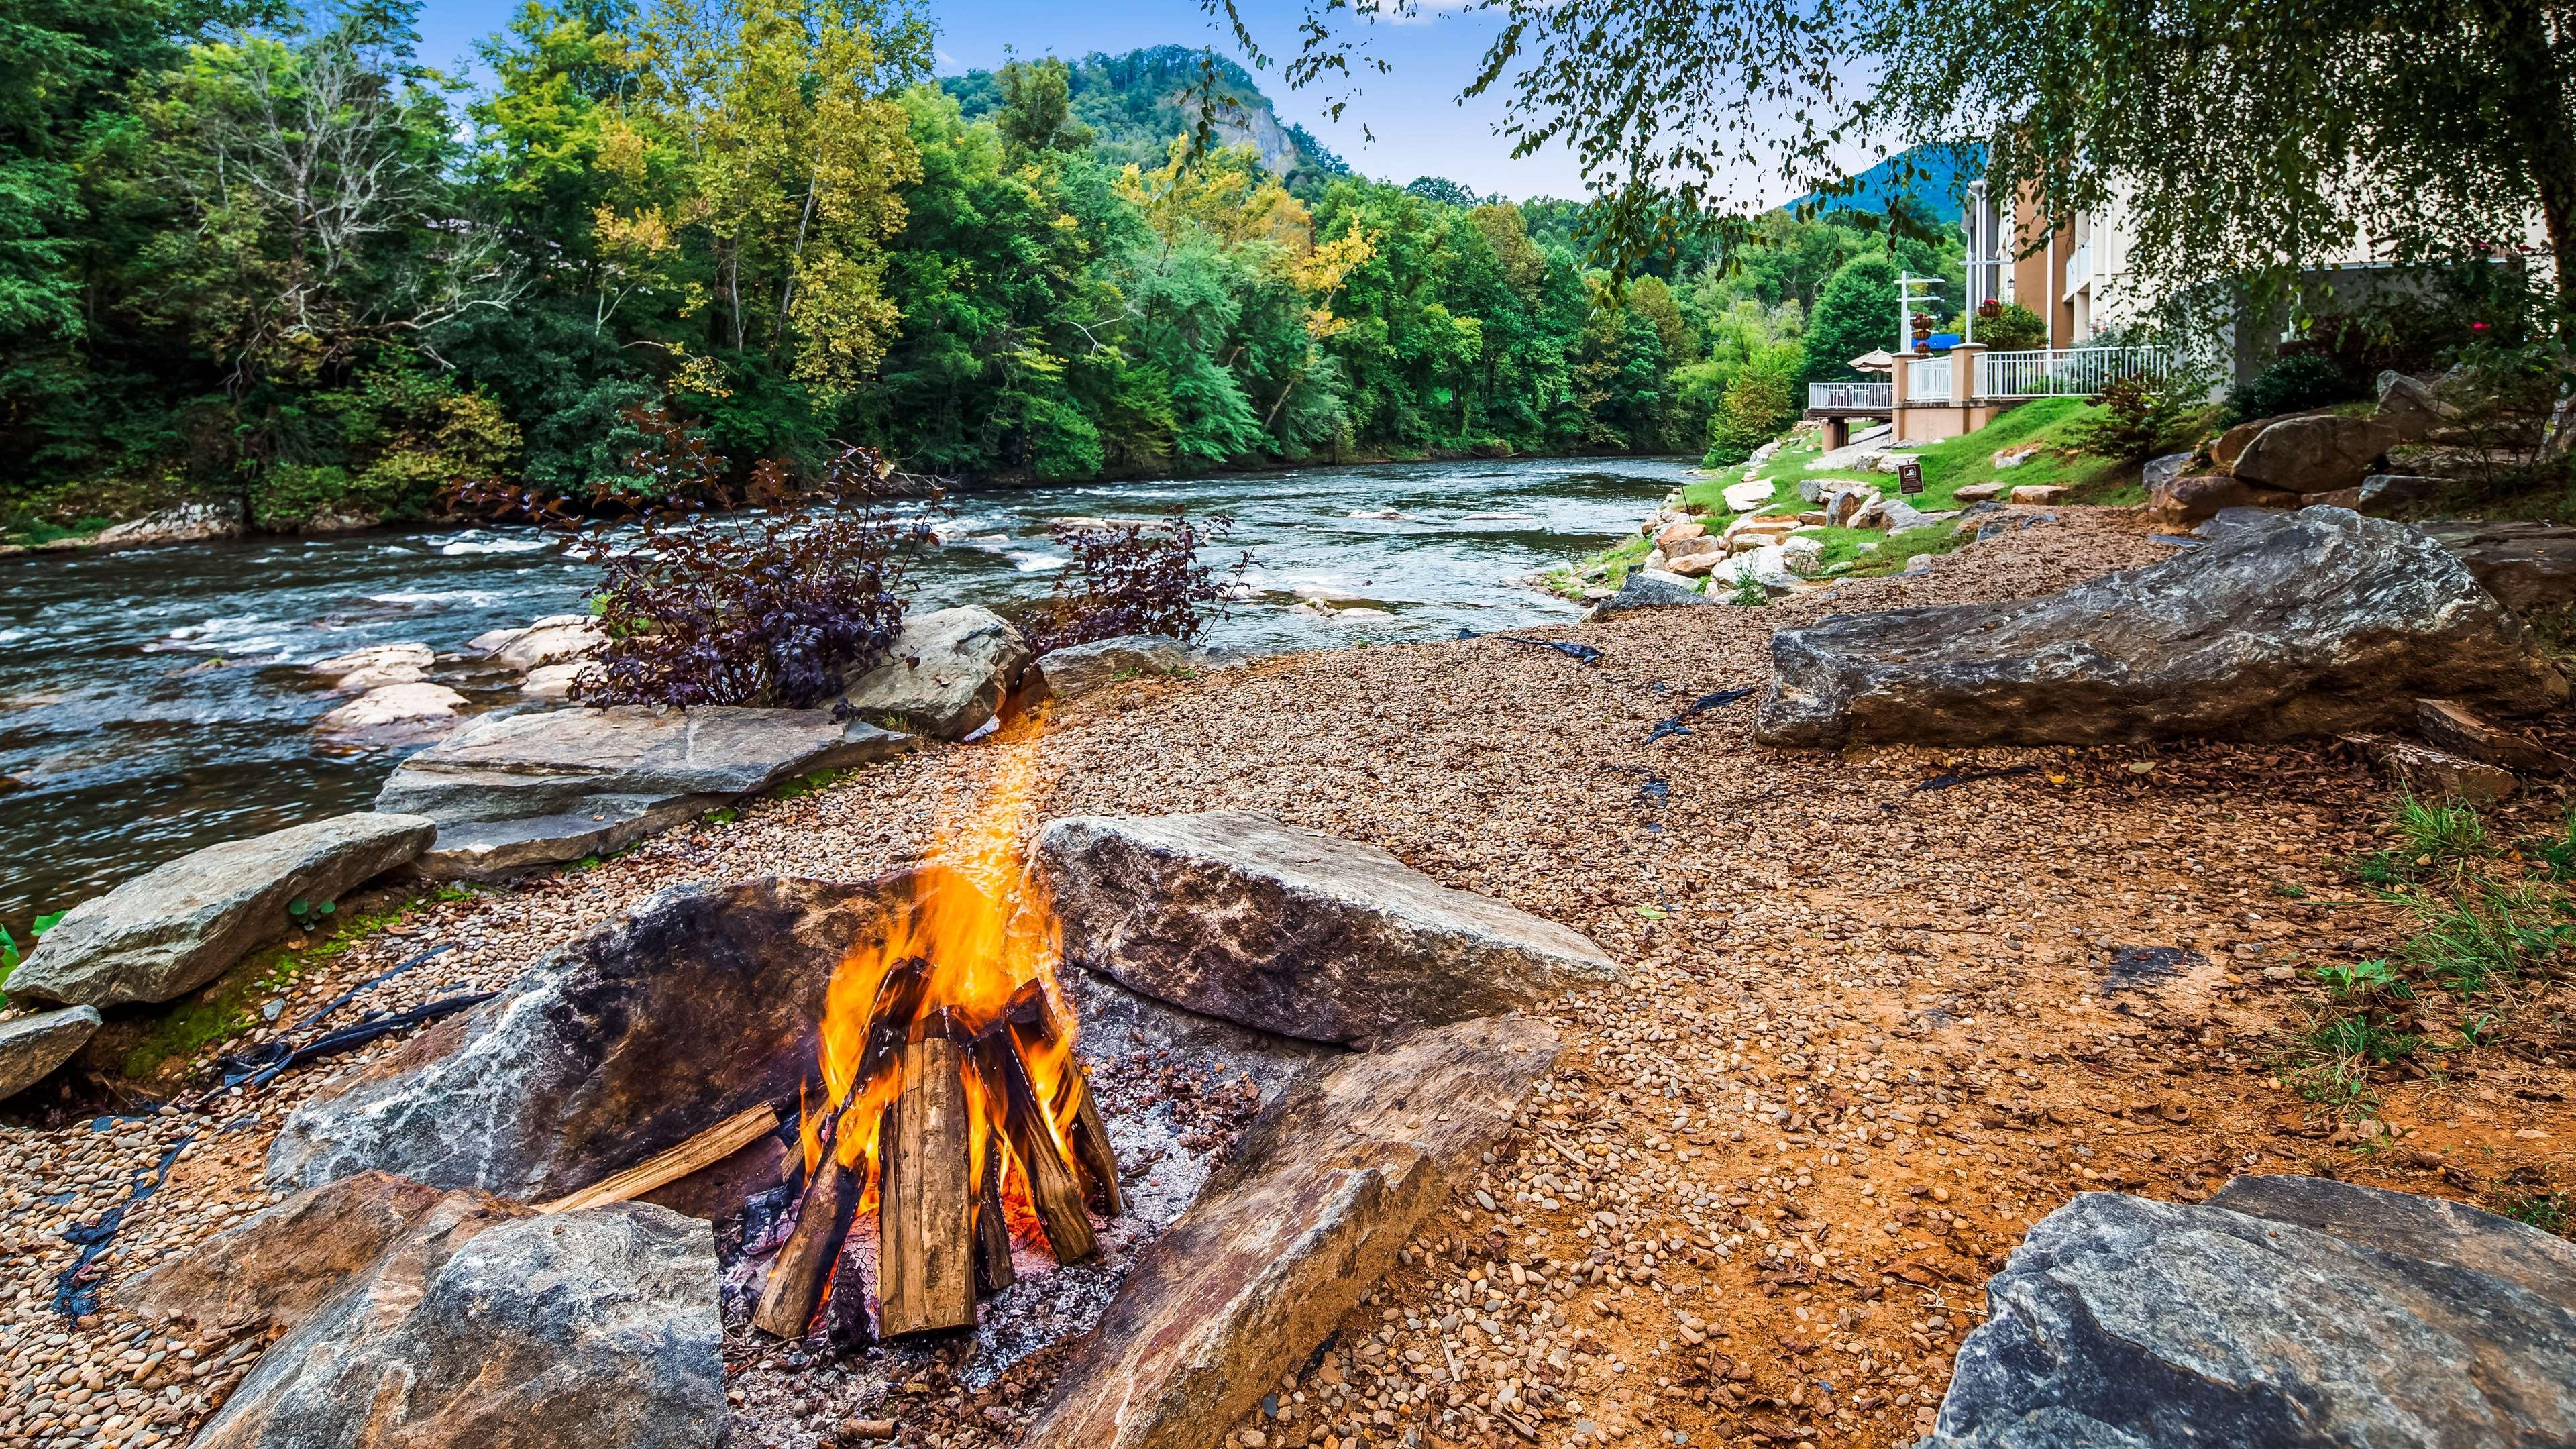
[1897,460,1925,496]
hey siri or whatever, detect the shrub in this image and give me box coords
[1029,510,1246,653]
[2070,373,2201,461]
[1976,301,2046,352]
[2224,354,2359,424]
[545,406,937,708]
[1703,343,1804,466]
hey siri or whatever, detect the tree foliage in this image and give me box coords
[1,13,1976,523]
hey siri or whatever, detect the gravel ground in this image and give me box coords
[5,506,2573,1449]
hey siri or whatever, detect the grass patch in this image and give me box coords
[2287,792,2574,1122]
[1549,531,1656,599]
[117,885,473,1081]
[2497,1188,2571,1236]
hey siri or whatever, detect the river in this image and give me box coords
[0,454,1697,941]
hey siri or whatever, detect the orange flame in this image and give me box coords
[801,742,1079,1218]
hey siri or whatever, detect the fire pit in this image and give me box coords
[743,852,1126,1348]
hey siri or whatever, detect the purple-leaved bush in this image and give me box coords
[1028,511,1246,653]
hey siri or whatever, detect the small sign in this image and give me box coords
[1898,460,1925,496]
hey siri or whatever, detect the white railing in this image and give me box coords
[1809,381,1894,412]
[1908,356,1953,400]
[1976,346,2169,400]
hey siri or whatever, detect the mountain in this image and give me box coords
[1796,143,1984,224]
[941,47,1351,183]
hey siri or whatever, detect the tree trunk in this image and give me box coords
[2494,0,2576,335]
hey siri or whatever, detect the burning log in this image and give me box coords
[877,1037,978,1337]
[536,1104,782,1215]
[752,1110,859,1339]
[1002,982,1126,1216]
[824,1228,874,1352]
[971,1026,1097,1265]
[973,1139,1016,1294]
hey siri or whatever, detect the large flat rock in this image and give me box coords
[1036,812,1619,1044]
[837,605,1030,739]
[189,1197,721,1449]
[375,705,913,877]
[7,814,436,1008]
[1756,508,2566,748]
[267,876,910,1201]
[0,1006,102,1102]
[1927,1178,2576,1449]
[1024,1016,1559,1449]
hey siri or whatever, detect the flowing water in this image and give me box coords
[0,454,1697,938]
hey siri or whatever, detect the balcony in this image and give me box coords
[1807,381,1894,413]
[1909,356,1953,400]
[1976,346,2168,400]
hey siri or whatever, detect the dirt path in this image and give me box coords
[6,507,2571,1449]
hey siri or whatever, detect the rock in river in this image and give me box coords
[837,605,1030,739]
[1036,811,1619,1044]
[1926,1177,2575,1448]
[374,705,913,878]
[6,813,436,1008]
[1754,508,2566,748]
[267,876,911,1201]
[1024,1016,1559,1449]
[0,1006,103,1102]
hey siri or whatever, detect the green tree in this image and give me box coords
[1804,256,1898,384]
[994,56,1091,158]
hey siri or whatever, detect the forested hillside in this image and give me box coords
[0,0,1962,534]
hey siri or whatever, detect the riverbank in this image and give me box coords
[0,455,1691,942]
[8,504,2571,1448]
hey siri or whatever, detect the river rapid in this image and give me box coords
[0,454,1698,938]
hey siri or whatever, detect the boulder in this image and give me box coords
[2007,484,2068,505]
[2211,409,2334,469]
[1825,486,1879,526]
[1926,1178,2576,1449]
[193,1200,721,1449]
[1754,508,2566,749]
[1024,1016,1560,1449]
[2141,451,2192,496]
[0,1006,102,1102]
[478,615,604,672]
[2147,470,2298,527]
[374,705,912,878]
[2233,414,2402,494]
[1030,635,1195,702]
[7,814,437,1007]
[315,682,467,737]
[2376,371,2463,442]
[1662,550,1721,578]
[1952,482,2006,502]
[519,661,589,700]
[87,500,245,551]
[311,643,435,692]
[1778,535,1825,574]
[129,1171,466,1334]
[1597,570,1710,612]
[1664,532,1725,560]
[1713,543,1800,593]
[268,876,908,1200]
[2414,519,2576,614]
[837,605,1030,739]
[1652,520,1706,548]
[1036,812,1618,1045]
[2356,474,2445,514]
[1721,479,1774,512]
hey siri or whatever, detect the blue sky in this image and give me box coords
[413,0,1600,198]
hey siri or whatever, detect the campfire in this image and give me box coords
[749,763,1123,1346]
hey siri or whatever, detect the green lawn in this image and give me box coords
[1557,396,2152,598]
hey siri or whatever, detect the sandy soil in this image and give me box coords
[5,506,2572,1449]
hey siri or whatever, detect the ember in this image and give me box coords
[751,759,1122,1344]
